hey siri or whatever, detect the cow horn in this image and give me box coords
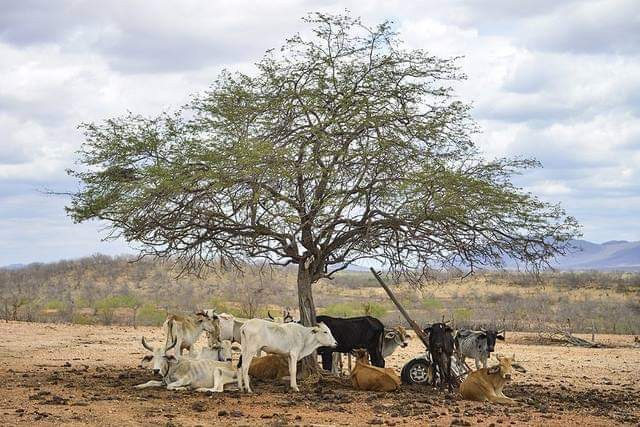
[141,336,153,352]
[498,328,505,334]
[165,338,177,353]
[267,311,274,320]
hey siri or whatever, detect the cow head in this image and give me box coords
[385,326,411,349]
[195,311,220,333]
[479,328,505,353]
[283,310,294,323]
[487,354,525,381]
[425,323,454,354]
[351,348,369,365]
[312,322,338,347]
[210,340,234,362]
[140,337,177,377]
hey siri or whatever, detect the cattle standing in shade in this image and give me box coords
[426,322,455,388]
[239,319,337,392]
[163,312,219,355]
[316,315,386,370]
[455,328,505,369]
[460,354,526,404]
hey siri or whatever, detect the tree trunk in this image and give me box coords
[297,265,319,376]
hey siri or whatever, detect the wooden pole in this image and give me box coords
[370,268,429,348]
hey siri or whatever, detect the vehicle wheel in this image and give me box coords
[401,359,431,385]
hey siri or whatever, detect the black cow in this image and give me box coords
[425,322,455,388]
[316,315,385,370]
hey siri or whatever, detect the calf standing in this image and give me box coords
[426,323,455,388]
[455,328,505,369]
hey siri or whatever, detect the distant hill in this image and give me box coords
[550,240,640,271]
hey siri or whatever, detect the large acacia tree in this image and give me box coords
[68,14,579,329]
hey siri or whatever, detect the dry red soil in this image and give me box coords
[1,321,639,426]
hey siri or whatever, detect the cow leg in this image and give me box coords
[288,352,299,392]
[320,350,333,371]
[134,380,164,389]
[241,349,256,393]
[166,378,190,390]
[475,357,481,370]
[368,347,385,368]
[347,353,352,373]
[331,353,341,374]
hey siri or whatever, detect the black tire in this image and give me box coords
[401,358,431,385]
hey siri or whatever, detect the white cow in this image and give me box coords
[136,337,239,391]
[163,311,219,355]
[239,320,337,393]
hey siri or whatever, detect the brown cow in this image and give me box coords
[459,354,526,405]
[248,354,292,381]
[350,349,401,392]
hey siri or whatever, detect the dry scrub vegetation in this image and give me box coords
[1,255,639,336]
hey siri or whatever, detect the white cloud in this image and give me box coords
[0,0,639,264]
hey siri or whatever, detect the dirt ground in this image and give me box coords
[0,321,639,426]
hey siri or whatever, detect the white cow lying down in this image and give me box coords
[136,337,240,392]
[239,319,337,393]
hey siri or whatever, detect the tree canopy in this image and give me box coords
[67,13,580,327]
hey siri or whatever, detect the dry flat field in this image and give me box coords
[0,321,639,426]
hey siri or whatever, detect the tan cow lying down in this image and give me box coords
[350,349,401,392]
[460,354,526,405]
[248,354,291,380]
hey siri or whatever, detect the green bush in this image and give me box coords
[43,300,67,311]
[453,307,473,323]
[320,301,387,318]
[422,297,443,311]
[361,302,387,317]
[72,313,94,325]
[137,303,166,326]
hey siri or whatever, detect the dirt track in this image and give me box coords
[1,321,639,426]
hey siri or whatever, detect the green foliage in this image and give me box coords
[361,302,387,317]
[43,300,67,311]
[422,298,443,311]
[320,301,387,318]
[453,307,473,323]
[72,313,94,325]
[66,12,580,291]
[137,303,166,326]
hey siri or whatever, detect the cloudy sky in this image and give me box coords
[1,0,638,266]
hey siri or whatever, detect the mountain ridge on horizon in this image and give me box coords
[2,239,640,272]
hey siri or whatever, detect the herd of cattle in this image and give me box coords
[135,309,527,404]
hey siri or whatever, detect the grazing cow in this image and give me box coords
[350,349,401,392]
[247,354,292,381]
[316,315,386,370]
[239,319,337,392]
[163,311,219,355]
[426,323,455,388]
[136,337,239,391]
[455,328,505,369]
[332,326,412,374]
[460,354,526,404]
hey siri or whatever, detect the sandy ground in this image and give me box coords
[0,321,639,426]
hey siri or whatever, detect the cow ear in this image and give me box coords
[311,328,318,334]
[488,365,500,374]
[166,355,176,361]
[405,332,413,339]
[141,355,152,362]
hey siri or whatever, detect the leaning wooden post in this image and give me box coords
[370,268,429,348]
